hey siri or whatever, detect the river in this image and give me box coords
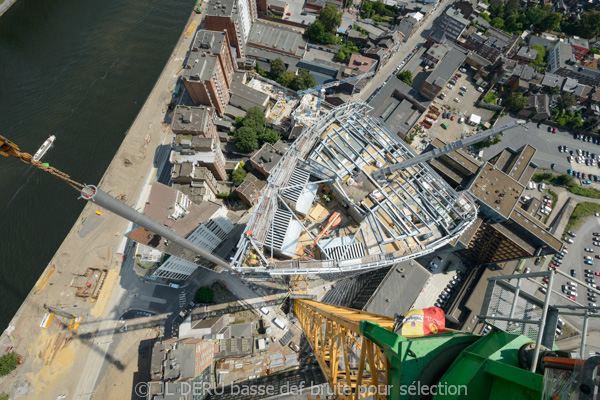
[0,0,194,331]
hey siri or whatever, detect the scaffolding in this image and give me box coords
[230,102,478,275]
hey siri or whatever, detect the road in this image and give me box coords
[355,3,447,102]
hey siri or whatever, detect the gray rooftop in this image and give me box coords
[193,29,228,54]
[362,260,431,317]
[229,81,270,112]
[528,35,553,49]
[205,0,235,18]
[516,46,538,60]
[247,21,306,57]
[569,36,589,49]
[172,105,215,134]
[541,73,564,87]
[251,143,284,176]
[229,323,253,338]
[183,52,219,82]
[424,47,467,87]
[513,64,536,81]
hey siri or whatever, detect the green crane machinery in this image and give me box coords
[294,299,599,400]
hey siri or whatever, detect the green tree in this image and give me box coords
[557,93,576,110]
[538,12,562,32]
[490,17,505,29]
[396,70,413,86]
[269,58,286,80]
[194,287,214,303]
[0,393,8,400]
[548,85,560,95]
[243,107,267,133]
[258,128,281,145]
[554,174,575,187]
[481,11,492,22]
[304,20,335,44]
[318,4,342,33]
[234,126,258,153]
[0,353,18,377]
[290,69,316,90]
[505,94,528,112]
[231,165,248,184]
[577,11,600,38]
[277,71,296,87]
[255,62,267,77]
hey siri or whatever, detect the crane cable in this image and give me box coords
[0,135,84,192]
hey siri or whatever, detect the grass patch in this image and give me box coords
[483,92,497,104]
[569,186,600,199]
[533,173,600,199]
[564,202,600,234]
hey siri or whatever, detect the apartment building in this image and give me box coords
[172,105,218,139]
[204,0,255,58]
[192,30,236,88]
[171,135,228,181]
[182,53,230,115]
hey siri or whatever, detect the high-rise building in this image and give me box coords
[182,53,231,115]
[171,135,228,181]
[204,0,254,58]
[171,105,218,139]
[192,30,236,88]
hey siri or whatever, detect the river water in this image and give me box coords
[0,0,194,331]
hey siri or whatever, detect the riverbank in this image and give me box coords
[0,6,202,400]
[0,0,18,19]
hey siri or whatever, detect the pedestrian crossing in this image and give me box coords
[178,291,187,308]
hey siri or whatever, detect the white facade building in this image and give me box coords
[154,206,234,281]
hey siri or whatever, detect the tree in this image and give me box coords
[194,287,214,303]
[481,11,492,22]
[557,93,576,110]
[255,62,267,77]
[304,20,334,44]
[490,17,505,29]
[538,12,562,32]
[577,11,600,38]
[396,70,413,86]
[290,69,316,90]
[548,85,560,95]
[0,353,18,377]
[259,128,281,145]
[525,6,549,26]
[277,71,296,87]
[505,95,528,112]
[554,174,575,187]
[243,107,267,133]
[234,126,258,153]
[269,58,286,80]
[318,4,342,33]
[231,165,248,184]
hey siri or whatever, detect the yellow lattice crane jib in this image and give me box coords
[0,135,84,191]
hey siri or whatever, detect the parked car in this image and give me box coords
[454,98,460,103]
[568,230,577,237]
[585,260,595,265]
[535,257,541,265]
[585,248,595,252]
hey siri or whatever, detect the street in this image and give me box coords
[356,3,447,102]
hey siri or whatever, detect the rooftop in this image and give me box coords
[205,0,235,18]
[466,162,524,220]
[362,260,431,317]
[247,21,306,57]
[171,105,215,134]
[228,81,270,112]
[423,47,467,89]
[516,46,538,60]
[182,52,220,82]
[192,29,228,54]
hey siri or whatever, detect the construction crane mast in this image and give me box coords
[372,120,528,181]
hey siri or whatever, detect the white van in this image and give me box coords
[260,307,269,315]
[168,283,180,289]
[273,317,287,330]
[567,281,578,288]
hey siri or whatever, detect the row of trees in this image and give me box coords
[360,1,396,20]
[256,58,317,91]
[233,107,281,153]
[484,3,600,38]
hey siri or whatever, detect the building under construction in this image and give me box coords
[230,102,478,275]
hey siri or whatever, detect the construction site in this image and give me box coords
[230,102,478,275]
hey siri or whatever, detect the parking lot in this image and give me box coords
[411,67,494,151]
[412,253,467,313]
[486,116,600,189]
